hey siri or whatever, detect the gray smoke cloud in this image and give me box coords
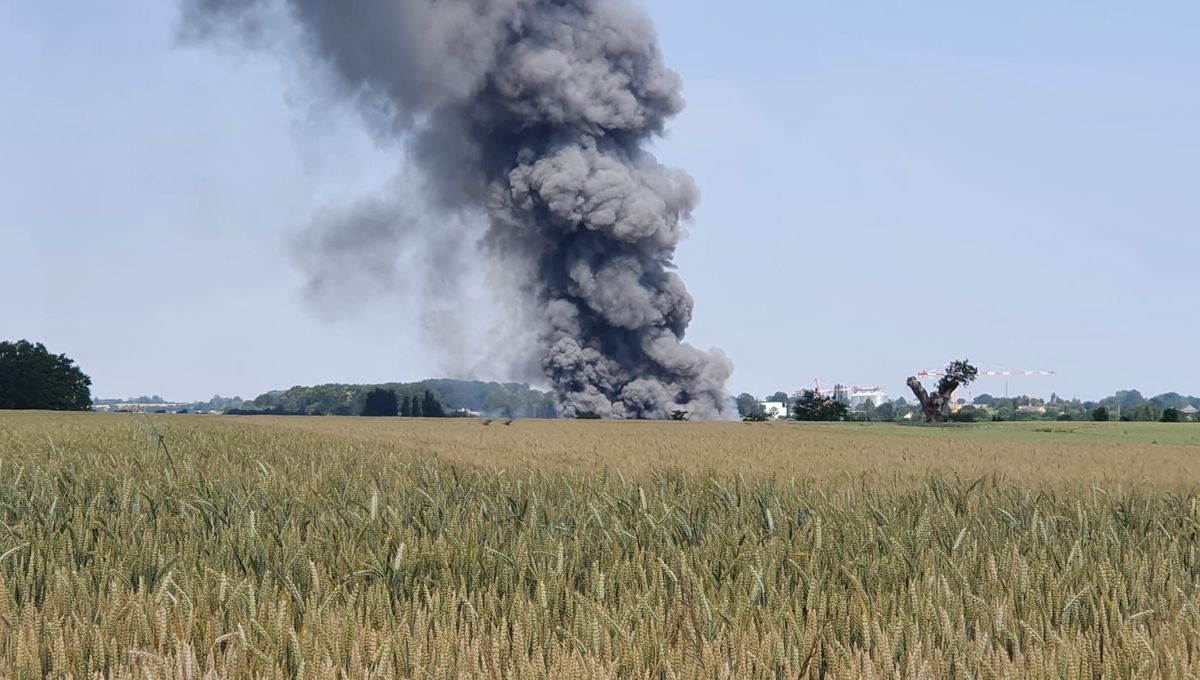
[180,0,733,419]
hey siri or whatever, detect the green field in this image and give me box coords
[0,412,1198,678]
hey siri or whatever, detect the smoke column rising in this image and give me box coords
[181,0,733,419]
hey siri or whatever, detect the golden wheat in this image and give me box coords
[0,412,1197,677]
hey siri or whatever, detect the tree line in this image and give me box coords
[246,379,556,418]
[361,388,447,417]
[736,360,1200,424]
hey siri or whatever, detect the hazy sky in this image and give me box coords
[2,2,1197,403]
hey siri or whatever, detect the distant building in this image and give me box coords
[829,385,851,403]
[113,403,188,413]
[757,402,789,419]
[850,389,889,409]
[1181,405,1198,421]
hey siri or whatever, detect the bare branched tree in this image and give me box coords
[907,360,979,423]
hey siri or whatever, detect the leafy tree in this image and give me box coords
[734,393,760,418]
[1106,390,1146,411]
[1162,408,1183,423]
[0,340,92,411]
[422,390,446,418]
[1126,402,1162,422]
[859,401,878,420]
[791,390,848,422]
[400,395,412,417]
[874,401,896,421]
[948,408,977,423]
[766,391,789,404]
[1092,406,1110,422]
[670,410,689,421]
[906,359,979,423]
[361,388,398,417]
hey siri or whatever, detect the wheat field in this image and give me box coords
[1,412,1199,678]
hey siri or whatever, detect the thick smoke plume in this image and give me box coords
[181,0,733,419]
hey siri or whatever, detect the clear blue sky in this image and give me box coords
[2,1,1196,402]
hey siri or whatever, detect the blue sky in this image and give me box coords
[2,1,1197,403]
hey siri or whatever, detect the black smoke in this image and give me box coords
[180,0,733,419]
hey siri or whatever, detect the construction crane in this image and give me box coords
[914,368,1056,406]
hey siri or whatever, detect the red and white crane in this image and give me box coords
[914,368,1056,404]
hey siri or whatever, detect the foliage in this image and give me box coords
[734,393,761,418]
[0,339,92,411]
[1092,406,1110,422]
[947,407,977,423]
[1162,408,1183,423]
[251,379,555,418]
[1,414,1199,677]
[742,412,769,422]
[1126,402,1164,423]
[362,388,399,417]
[421,389,446,418]
[670,410,689,421]
[574,411,601,419]
[936,359,980,396]
[791,389,847,421]
[766,391,789,404]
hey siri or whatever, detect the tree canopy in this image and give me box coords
[0,340,92,411]
[734,393,761,418]
[248,379,554,417]
[361,388,399,417]
[791,390,848,422]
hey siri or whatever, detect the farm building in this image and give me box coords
[757,401,789,419]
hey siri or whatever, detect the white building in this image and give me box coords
[758,402,789,419]
[849,389,889,409]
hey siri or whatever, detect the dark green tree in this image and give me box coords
[422,390,446,418]
[670,410,689,421]
[400,395,412,417]
[1162,408,1183,423]
[948,407,978,423]
[0,340,92,411]
[1092,406,1110,422]
[361,388,398,417]
[766,391,789,404]
[734,393,760,418]
[791,390,848,421]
